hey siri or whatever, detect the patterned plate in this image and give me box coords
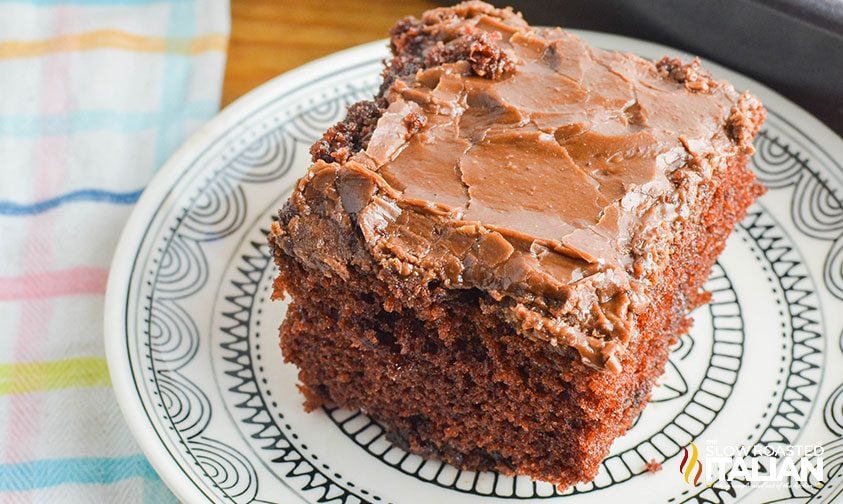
[104,32,843,504]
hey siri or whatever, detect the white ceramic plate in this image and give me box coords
[105,32,843,504]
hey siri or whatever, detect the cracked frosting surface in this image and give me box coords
[273,1,764,371]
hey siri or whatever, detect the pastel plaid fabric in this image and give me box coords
[0,1,229,501]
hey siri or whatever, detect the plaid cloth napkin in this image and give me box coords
[0,1,229,501]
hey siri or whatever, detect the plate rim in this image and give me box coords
[103,30,843,503]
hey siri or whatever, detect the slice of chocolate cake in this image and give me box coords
[268,1,765,487]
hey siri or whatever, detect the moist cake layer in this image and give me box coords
[275,1,764,370]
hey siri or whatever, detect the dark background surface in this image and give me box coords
[508,0,843,136]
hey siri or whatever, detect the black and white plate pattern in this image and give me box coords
[105,33,843,503]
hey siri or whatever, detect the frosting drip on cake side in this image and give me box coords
[274,1,764,371]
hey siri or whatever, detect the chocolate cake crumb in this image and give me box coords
[387,17,427,69]
[390,16,427,56]
[425,32,514,79]
[403,112,427,139]
[656,57,716,93]
[421,0,514,26]
[382,2,522,92]
[727,92,766,153]
[646,459,662,473]
[380,17,433,94]
[310,100,384,163]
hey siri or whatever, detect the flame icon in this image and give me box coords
[679,442,703,485]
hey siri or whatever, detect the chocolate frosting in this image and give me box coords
[272,1,764,372]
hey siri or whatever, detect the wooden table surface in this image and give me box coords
[222,0,439,106]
